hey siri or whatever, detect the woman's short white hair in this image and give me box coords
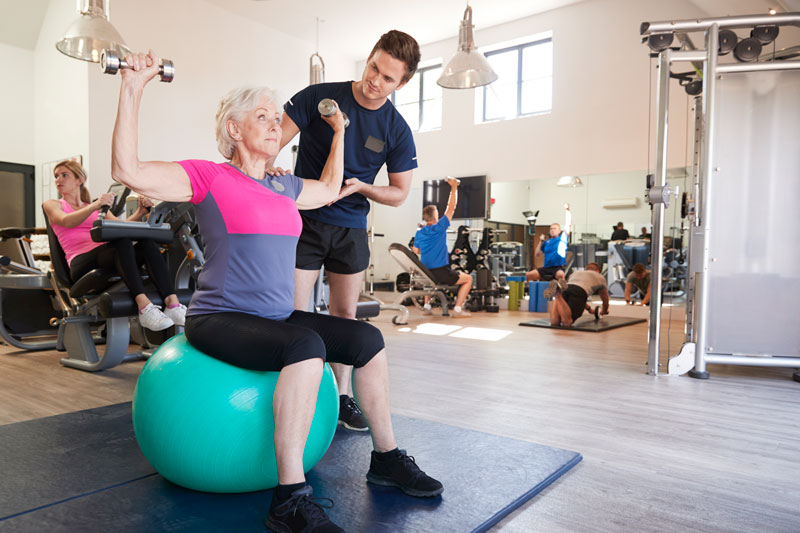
[215,86,280,160]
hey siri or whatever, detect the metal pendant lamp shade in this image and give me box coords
[309,19,325,85]
[437,5,498,89]
[56,0,130,63]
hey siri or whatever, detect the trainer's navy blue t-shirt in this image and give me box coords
[285,81,417,229]
[414,216,451,270]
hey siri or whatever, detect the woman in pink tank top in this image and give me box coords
[42,160,186,332]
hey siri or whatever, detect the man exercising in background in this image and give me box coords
[413,177,473,317]
[544,262,609,327]
[277,30,421,431]
[526,203,571,282]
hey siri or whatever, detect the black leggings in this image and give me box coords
[70,238,174,300]
[184,310,385,371]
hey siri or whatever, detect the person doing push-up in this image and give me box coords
[544,262,609,327]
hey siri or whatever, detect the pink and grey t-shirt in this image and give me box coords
[50,199,103,266]
[178,160,304,321]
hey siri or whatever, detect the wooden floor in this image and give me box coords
[1,299,798,532]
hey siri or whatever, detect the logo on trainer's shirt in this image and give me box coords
[271,179,285,192]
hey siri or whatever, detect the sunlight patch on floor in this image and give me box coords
[448,327,513,341]
[398,323,513,341]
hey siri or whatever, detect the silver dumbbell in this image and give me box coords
[100,50,175,83]
[318,98,349,128]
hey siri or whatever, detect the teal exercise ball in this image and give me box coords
[132,334,339,493]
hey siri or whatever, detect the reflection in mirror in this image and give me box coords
[489,168,691,273]
[490,168,689,240]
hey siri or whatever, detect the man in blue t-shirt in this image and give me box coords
[278,30,421,432]
[526,203,572,282]
[412,177,473,317]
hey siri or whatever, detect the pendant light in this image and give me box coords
[437,4,498,89]
[56,0,130,63]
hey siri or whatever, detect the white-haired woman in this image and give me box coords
[112,51,442,532]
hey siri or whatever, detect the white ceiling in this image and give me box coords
[201,0,587,61]
[0,0,48,50]
[1,0,798,56]
[0,0,587,54]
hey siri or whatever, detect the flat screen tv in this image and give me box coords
[422,175,488,220]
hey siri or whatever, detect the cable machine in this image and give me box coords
[640,13,800,377]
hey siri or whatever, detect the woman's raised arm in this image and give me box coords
[111,50,192,202]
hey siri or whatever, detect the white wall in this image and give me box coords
[0,43,34,165]
[32,0,90,224]
[488,179,531,226]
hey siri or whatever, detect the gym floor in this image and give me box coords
[1,300,798,532]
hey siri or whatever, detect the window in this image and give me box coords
[481,38,552,122]
[391,64,442,132]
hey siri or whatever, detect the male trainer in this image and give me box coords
[413,177,473,317]
[278,30,421,431]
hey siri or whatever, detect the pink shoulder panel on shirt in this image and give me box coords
[179,160,301,237]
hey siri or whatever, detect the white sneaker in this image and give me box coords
[422,306,433,316]
[139,303,174,331]
[163,303,187,326]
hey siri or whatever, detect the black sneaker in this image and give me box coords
[366,449,444,497]
[338,395,368,432]
[265,485,344,533]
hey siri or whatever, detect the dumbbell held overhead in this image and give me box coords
[100,50,175,83]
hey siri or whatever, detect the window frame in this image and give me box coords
[391,63,443,132]
[481,36,553,123]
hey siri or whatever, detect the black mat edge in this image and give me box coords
[519,318,646,332]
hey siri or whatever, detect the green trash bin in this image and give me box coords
[507,276,526,311]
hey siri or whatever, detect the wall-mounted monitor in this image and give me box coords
[422,175,488,220]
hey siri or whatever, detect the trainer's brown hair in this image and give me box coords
[586,262,601,272]
[368,30,421,83]
[633,263,646,275]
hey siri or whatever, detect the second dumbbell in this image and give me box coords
[318,98,350,128]
[100,50,175,83]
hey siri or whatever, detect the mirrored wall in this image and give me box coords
[489,168,691,244]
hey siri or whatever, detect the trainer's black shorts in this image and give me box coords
[429,265,460,286]
[537,264,567,281]
[296,215,370,274]
[561,285,588,321]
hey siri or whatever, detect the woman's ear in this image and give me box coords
[226,119,241,141]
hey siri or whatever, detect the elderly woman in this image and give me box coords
[43,159,185,331]
[112,51,442,532]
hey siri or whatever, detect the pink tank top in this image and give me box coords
[50,199,103,266]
